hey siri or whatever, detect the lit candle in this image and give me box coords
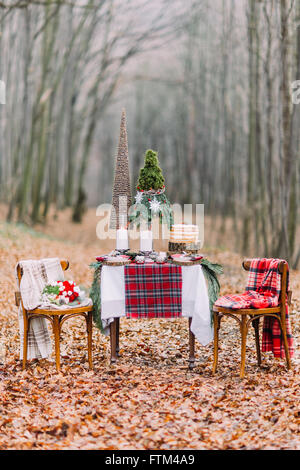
[116,227,129,251]
[140,230,153,252]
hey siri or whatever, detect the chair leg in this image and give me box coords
[87,312,93,370]
[53,316,61,372]
[110,319,117,364]
[188,318,195,369]
[280,313,292,370]
[212,312,220,374]
[240,315,248,378]
[116,318,120,357]
[252,317,261,366]
[22,314,29,370]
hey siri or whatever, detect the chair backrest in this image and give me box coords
[15,260,69,306]
[242,258,291,306]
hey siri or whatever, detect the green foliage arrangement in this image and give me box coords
[89,262,104,332]
[129,191,174,228]
[200,259,223,323]
[42,284,60,296]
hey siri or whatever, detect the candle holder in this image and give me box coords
[139,250,153,256]
[115,249,129,255]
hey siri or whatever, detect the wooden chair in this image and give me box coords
[212,259,292,378]
[15,260,93,372]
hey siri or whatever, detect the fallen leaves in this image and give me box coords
[0,219,299,450]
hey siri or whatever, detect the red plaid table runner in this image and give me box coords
[124,263,182,318]
[215,258,294,358]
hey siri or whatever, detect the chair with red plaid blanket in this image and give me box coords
[212,258,293,378]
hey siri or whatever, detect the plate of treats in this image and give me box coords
[102,257,131,266]
[96,253,131,266]
[171,254,203,266]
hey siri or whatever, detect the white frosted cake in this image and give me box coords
[170,224,199,244]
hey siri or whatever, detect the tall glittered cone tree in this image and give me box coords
[110,109,132,230]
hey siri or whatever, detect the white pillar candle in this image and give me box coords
[116,228,129,251]
[140,230,153,252]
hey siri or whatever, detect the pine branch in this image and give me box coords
[89,262,104,332]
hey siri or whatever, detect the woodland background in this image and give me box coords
[0,0,299,265]
[0,0,300,450]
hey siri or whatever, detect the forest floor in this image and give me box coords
[0,207,299,450]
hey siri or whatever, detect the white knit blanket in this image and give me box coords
[16,258,92,360]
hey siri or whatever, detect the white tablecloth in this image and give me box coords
[101,265,213,346]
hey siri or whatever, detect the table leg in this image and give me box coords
[110,319,117,364]
[116,317,120,357]
[252,317,261,366]
[212,312,220,374]
[188,318,195,369]
[87,311,93,370]
[240,315,248,378]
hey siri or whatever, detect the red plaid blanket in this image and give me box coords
[215,258,294,358]
[124,263,182,318]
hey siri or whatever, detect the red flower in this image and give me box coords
[60,280,79,302]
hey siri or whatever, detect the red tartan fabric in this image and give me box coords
[215,258,294,358]
[124,263,182,318]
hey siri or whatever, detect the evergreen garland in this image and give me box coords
[200,259,223,323]
[130,190,174,228]
[89,261,104,332]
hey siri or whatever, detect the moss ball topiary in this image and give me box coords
[137,149,165,191]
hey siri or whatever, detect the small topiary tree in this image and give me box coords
[137,149,165,191]
[129,149,173,230]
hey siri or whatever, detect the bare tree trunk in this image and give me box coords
[277,0,293,259]
[263,0,277,252]
[289,0,300,266]
[243,0,257,253]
